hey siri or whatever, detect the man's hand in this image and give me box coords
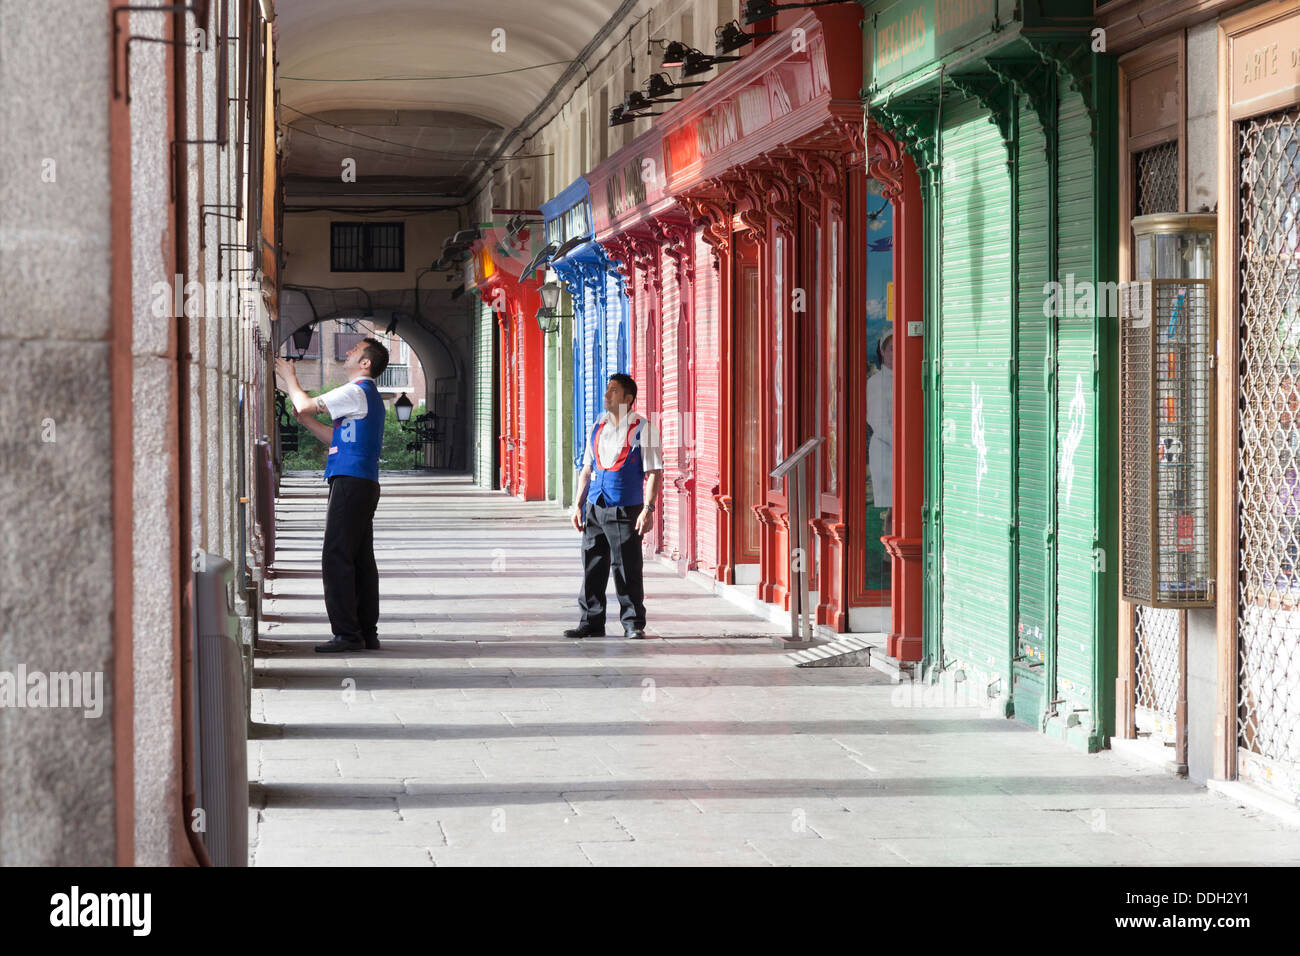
[634,506,654,537]
[571,505,585,532]
[274,357,298,390]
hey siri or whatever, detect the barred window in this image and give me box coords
[334,331,366,360]
[330,222,405,272]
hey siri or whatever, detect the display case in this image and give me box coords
[1120,213,1216,607]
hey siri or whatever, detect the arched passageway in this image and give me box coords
[278,286,474,470]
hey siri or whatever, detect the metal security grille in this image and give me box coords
[1136,141,1179,216]
[330,221,405,272]
[1120,279,1214,605]
[1129,139,1183,748]
[1121,282,1154,599]
[1236,106,1300,801]
[1134,604,1180,741]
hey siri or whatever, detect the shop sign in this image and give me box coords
[1230,10,1300,120]
[868,0,1010,92]
[545,199,590,245]
[662,34,827,181]
[590,135,667,235]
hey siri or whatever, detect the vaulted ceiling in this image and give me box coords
[275,0,637,197]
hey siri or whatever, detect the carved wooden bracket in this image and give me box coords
[866,119,906,201]
[717,174,766,241]
[654,216,695,286]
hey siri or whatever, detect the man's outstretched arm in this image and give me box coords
[275,357,329,416]
[295,408,334,445]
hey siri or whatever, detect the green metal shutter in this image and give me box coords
[1054,88,1099,722]
[473,298,495,488]
[1015,98,1052,719]
[937,98,1014,684]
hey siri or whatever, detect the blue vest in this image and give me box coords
[587,415,645,506]
[323,378,385,483]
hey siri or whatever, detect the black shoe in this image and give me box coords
[363,634,381,650]
[624,628,646,640]
[564,624,606,639]
[315,636,365,653]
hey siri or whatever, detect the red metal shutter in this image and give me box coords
[660,245,683,561]
[513,305,527,494]
[693,227,720,571]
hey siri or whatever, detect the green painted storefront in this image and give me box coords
[545,302,575,509]
[864,0,1118,750]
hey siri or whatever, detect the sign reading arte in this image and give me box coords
[871,0,1009,91]
[1229,9,1300,120]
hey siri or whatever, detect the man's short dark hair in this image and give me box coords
[361,337,390,378]
[609,373,637,399]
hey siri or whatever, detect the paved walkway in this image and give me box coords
[250,473,1300,866]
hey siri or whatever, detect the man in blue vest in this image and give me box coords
[566,373,663,640]
[275,337,389,653]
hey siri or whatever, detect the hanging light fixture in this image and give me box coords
[535,280,571,334]
[289,324,314,359]
[394,392,413,422]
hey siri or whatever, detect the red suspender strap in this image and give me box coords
[592,420,605,470]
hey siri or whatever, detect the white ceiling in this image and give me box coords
[275,0,636,196]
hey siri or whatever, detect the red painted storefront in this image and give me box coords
[864,123,923,661]
[589,128,718,573]
[586,8,923,652]
[655,7,873,631]
[470,236,545,501]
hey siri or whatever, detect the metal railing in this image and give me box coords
[771,436,824,645]
[375,364,410,389]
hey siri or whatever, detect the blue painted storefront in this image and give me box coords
[540,177,630,468]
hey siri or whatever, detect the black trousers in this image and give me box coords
[578,497,646,632]
[322,475,382,642]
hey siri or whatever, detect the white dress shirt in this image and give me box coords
[583,410,664,472]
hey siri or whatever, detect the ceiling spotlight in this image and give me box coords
[682,50,739,78]
[716,20,776,54]
[554,234,590,260]
[521,240,559,280]
[741,0,847,27]
[741,0,780,24]
[625,90,674,113]
[660,41,692,68]
[506,213,542,242]
[609,105,659,127]
[645,73,706,100]
[451,227,481,245]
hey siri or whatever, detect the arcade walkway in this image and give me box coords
[250,475,1300,866]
